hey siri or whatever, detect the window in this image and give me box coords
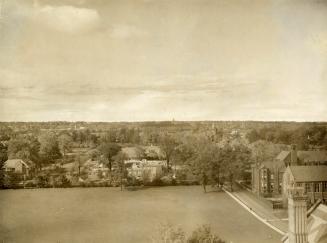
[314,183,320,192]
[305,183,311,193]
[6,168,15,172]
[323,182,327,192]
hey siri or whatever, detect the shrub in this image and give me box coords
[126,175,142,187]
[57,175,71,188]
[151,224,225,243]
[151,223,185,243]
[3,172,21,189]
[36,175,49,188]
[187,225,225,243]
[160,175,172,185]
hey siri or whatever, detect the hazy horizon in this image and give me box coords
[0,0,326,122]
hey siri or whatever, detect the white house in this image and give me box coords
[3,159,31,176]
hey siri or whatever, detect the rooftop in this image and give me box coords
[4,159,31,168]
[289,166,327,182]
[276,150,327,163]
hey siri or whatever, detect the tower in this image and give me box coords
[287,186,308,243]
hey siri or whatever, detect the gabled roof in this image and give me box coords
[297,151,327,163]
[261,159,285,170]
[4,159,30,168]
[276,151,290,161]
[275,150,327,163]
[288,166,327,182]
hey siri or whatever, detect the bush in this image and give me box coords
[56,175,71,188]
[3,172,21,189]
[149,176,163,186]
[126,175,142,187]
[151,223,186,243]
[160,175,177,185]
[36,175,50,188]
[151,224,225,243]
[187,225,225,243]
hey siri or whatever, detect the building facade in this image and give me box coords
[282,166,327,207]
[252,145,327,198]
[3,159,31,177]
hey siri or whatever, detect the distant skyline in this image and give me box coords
[0,0,326,122]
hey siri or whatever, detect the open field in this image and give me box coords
[0,186,281,243]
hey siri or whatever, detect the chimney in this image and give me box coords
[290,144,297,166]
[287,186,308,243]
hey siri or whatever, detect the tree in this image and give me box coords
[249,140,285,164]
[246,129,260,143]
[159,134,178,171]
[185,136,223,190]
[113,151,128,191]
[87,148,101,161]
[221,142,251,192]
[8,137,32,160]
[7,135,41,169]
[135,146,146,159]
[38,132,61,166]
[58,133,73,159]
[0,142,8,188]
[97,142,121,172]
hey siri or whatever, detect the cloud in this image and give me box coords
[309,32,327,53]
[34,4,100,34]
[109,24,148,39]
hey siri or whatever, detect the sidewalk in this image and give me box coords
[224,188,288,234]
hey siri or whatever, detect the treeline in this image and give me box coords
[246,124,327,149]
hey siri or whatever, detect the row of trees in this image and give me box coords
[247,125,327,149]
[1,126,254,190]
[155,133,252,191]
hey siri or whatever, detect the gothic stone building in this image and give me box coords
[252,145,327,198]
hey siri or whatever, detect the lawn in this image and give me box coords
[0,186,281,243]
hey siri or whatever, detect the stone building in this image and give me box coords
[282,166,327,207]
[252,145,327,198]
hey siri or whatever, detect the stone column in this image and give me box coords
[287,187,308,243]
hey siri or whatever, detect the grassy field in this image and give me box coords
[0,186,281,243]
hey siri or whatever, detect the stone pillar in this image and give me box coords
[287,187,308,243]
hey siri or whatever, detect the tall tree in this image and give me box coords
[0,142,8,188]
[38,132,62,166]
[113,151,128,191]
[7,135,41,168]
[159,134,178,171]
[98,142,121,172]
[249,140,286,164]
[221,143,251,192]
[58,133,73,159]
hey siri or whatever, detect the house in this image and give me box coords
[3,159,31,176]
[252,145,327,198]
[125,159,165,182]
[281,186,327,243]
[82,159,109,181]
[282,166,327,207]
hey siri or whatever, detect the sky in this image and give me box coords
[0,0,326,122]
